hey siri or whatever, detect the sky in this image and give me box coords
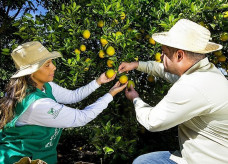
[9,0,47,19]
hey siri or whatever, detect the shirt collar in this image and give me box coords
[183,57,209,75]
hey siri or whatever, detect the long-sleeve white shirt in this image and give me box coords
[16,80,113,128]
[134,58,228,164]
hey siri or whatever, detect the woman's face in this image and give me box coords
[31,59,56,89]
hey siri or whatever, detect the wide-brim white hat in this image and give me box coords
[11,41,62,78]
[152,19,223,54]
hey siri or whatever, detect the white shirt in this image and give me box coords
[16,80,113,128]
[134,58,228,164]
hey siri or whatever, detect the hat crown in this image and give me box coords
[168,19,211,51]
[11,41,50,69]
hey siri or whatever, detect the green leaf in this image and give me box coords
[12,21,20,27]
[76,54,80,61]
[103,146,114,154]
[107,5,112,12]
[73,2,76,9]
[19,26,26,32]
[25,13,33,18]
[2,48,10,53]
[55,15,60,22]
[115,136,121,143]
[68,59,72,64]
[164,2,170,13]
[61,4,65,11]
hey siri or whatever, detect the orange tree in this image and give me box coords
[1,0,228,163]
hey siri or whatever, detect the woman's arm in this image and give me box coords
[16,93,113,128]
[49,80,100,104]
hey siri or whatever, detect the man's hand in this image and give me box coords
[118,62,139,74]
[109,81,128,97]
[96,72,116,85]
[125,85,139,101]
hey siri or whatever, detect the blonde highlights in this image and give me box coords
[0,75,36,129]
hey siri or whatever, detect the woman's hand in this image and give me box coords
[109,81,128,97]
[96,72,116,85]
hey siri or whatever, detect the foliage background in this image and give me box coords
[1,0,228,163]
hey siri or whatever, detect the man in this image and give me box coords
[118,19,228,164]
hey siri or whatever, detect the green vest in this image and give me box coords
[0,83,62,164]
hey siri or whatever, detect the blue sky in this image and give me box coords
[9,0,47,19]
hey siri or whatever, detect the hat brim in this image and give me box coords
[152,32,223,54]
[11,51,62,78]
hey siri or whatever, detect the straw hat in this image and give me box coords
[11,41,62,78]
[152,19,222,54]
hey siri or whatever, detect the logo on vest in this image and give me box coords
[47,105,63,119]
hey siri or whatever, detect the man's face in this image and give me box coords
[161,45,178,74]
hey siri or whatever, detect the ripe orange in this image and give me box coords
[224,11,228,18]
[148,75,155,82]
[218,55,226,62]
[100,38,108,46]
[116,31,122,37]
[214,50,222,56]
[220,32,228,42]
[155,52,161,61]
[97,20,104,28]
[99,50,105,58]
[82,30,90,39]
[105,69,115,79]
[107,59,114,67]
[80,44,86,52]
[74,49,80,55]
[119,75,128,84]
[106,46,115,56]
[120,12,126,20]
[127,80,135,89]
[85,58,91,63]
[149,38,156,45]
[145,34,150,39]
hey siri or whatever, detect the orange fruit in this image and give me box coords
[149,38,156,45]
[119,75,128,84]
[127,80,135,89]
[218,55,226,62]
[82,30,90,39]
[84,67,89,71]
[97,20,104,28]
[120,12,126,20]
[155,52,161,61]
[99,50,105,58]
[100,38,108,46]
[80,44,86,51]
[74,49,80,55]
[85,58,91,63]
[107,59,114,67]
[214,50,222,56]
[220,32,228,42]
[145,34,150,39]
[148,75,155,82]
[105,69,115,79]
[106,46,115,56]
[116,31,123,37]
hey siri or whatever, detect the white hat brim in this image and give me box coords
[152,32,223,54]
[11,51,62,78]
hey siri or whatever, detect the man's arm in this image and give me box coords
[137,61,179,83]
[128,83,211,131]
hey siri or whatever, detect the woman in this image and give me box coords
[0,41,127,164]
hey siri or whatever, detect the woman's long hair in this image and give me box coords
[0,75,36,129]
